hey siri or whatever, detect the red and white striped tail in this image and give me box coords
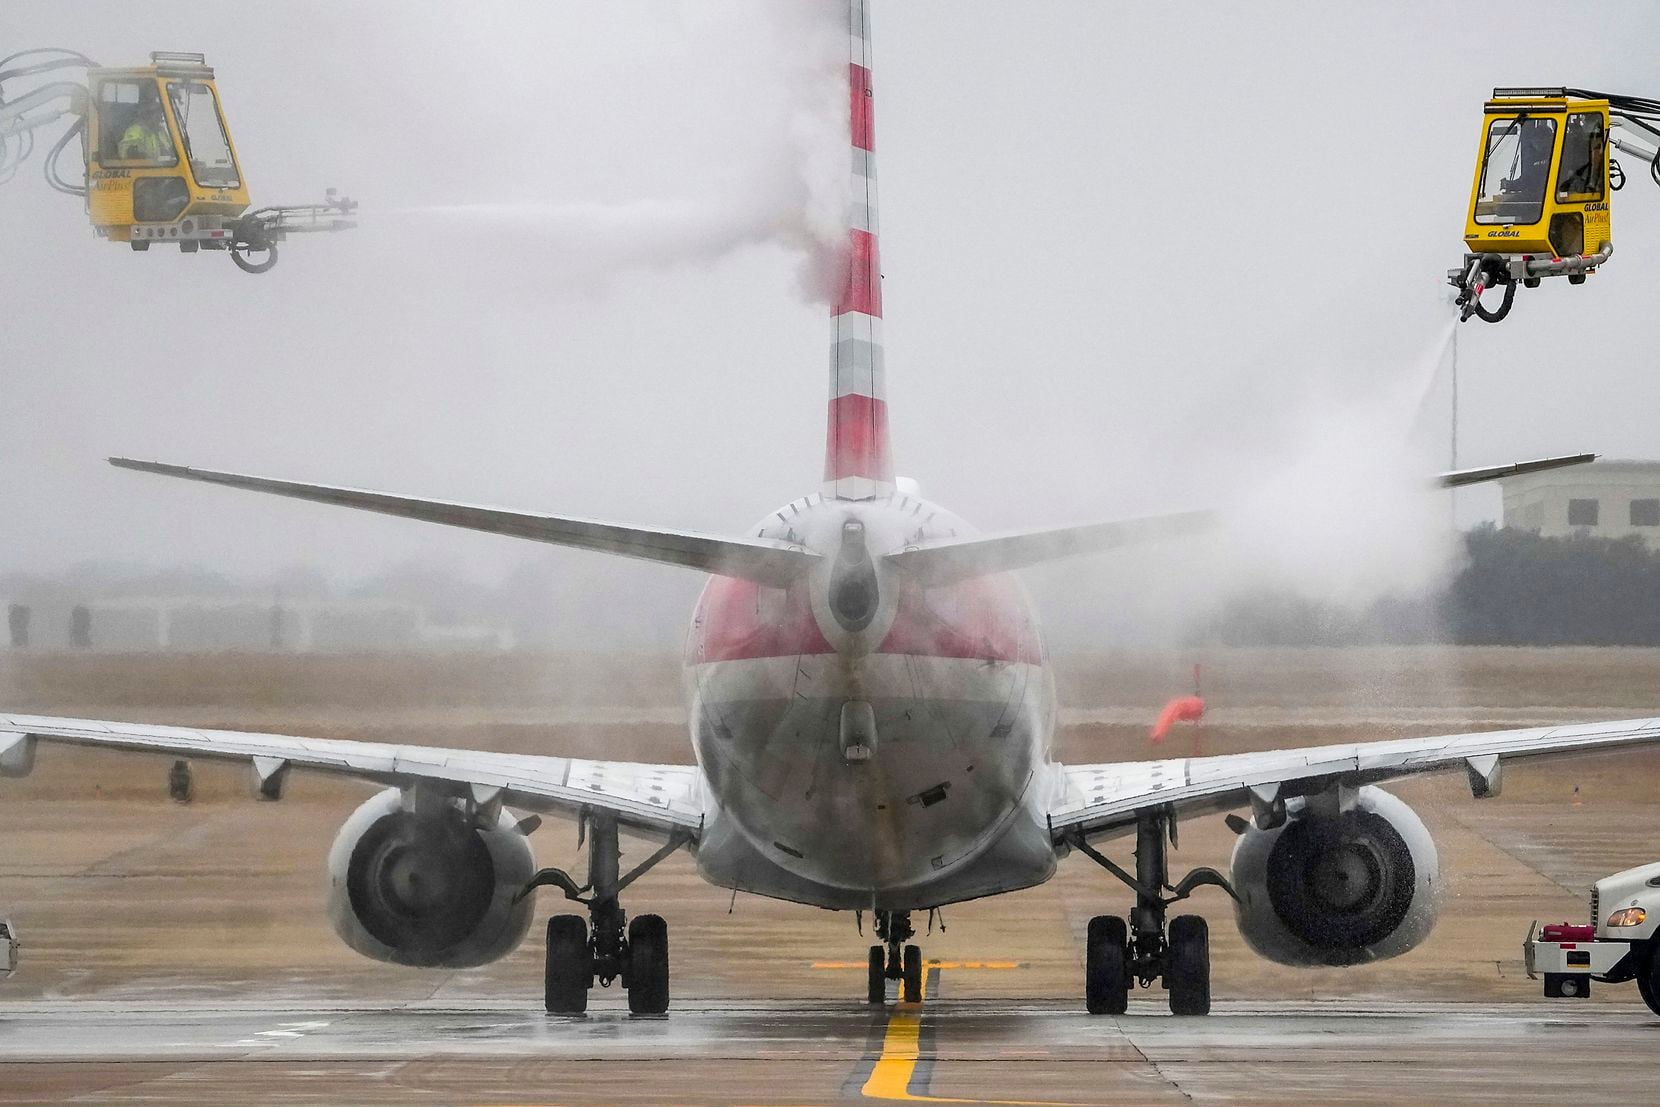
[824,0,893,501]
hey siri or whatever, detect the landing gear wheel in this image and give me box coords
[1085,915,1129,1015]
[626,914,670,1015]
[867,944,886,1004]
[1167,914,1210,1016]
[902,944,923,1003]
[545,914,592,1014]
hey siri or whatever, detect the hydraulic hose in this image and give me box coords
[42,115,84,196]
[1471,278,1516,324]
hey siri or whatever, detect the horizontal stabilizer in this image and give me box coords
[1436,453,1596,489]
[109,458,819,588]
[885,509,1215,586]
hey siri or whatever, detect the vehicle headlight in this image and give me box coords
[1608,907,1647,927]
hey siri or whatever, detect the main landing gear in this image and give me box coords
[866,910,924,1004]
[1066,805,1238,1016]
[519,810,687,1016]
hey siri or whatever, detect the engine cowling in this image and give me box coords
[1229,786,1442,967]
[326,788,536,968]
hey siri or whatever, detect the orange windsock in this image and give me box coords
[1151,695,1206,743]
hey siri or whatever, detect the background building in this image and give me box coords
[1,568,515,654]
[1500,459,1660,547]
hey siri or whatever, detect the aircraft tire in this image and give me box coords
[1085,915,1129,1015]
[1167,915,1210,1016]
[867,944,886,1004]
[626,914,670,1015]
[902,944,923,1003]
[545,914,591,1015]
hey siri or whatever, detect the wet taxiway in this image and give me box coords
[1,996,1657,1104]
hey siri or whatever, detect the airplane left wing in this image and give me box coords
[1050,715,1660,842]
[108,458,819,590]
[0,713,703,839]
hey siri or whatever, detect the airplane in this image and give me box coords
[0,0,1637,1018]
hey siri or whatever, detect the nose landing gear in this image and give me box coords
[1069,805,1236,1016]
[866,910,923,1003]
[518,810,687,1015]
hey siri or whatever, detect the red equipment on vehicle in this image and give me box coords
[1541,923,1596,943]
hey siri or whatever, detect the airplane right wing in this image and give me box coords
[1434,453,1596,488]
[1049,714,1660,843]
[885,509,1216,587]
[887,454,1596,587]
[0,712,703,839]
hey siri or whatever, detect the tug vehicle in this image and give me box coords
[1450,88,1660,322]
[1525,861,1660,1014]
[0,48,355,272]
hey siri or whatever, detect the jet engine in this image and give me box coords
[1229,786,1442,967]
[326,788,536,968]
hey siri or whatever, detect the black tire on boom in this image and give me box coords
[1167,914,1211,1016]
[1085,915,1130,1015]
[626,914,670,1015]
[230,238,278,274]
[867,944,886,1004]
[545,914,591,1015]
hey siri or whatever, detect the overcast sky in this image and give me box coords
[3,1,1659,645]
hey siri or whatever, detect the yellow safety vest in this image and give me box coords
[119,122,168,161]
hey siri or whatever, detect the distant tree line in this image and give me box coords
[1211,524,1660,647]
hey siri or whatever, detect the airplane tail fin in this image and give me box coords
[824,0,893,501]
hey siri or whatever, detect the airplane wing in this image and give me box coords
[0,712,703,839]
[1434,452,1596,488]
[886,455,1594,586]
[886,509,1216,587]
[1050,715,1660,842]
[108,458,818,589]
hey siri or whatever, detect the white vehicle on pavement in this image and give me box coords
[1526,862,1660,1013]
[0,919,16,978]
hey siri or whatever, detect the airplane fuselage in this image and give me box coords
[683,491,1063,911]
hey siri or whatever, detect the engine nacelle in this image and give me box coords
[326,788,536,968]
[1230,786,1442,967]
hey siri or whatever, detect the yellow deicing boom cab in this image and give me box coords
[0,49,354,273]
[1463,92,1611,260]
[85,52,251,244]
[1449,87,1660,322]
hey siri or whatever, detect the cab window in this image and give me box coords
[1556,112,1606,200]
[97,79,177,167]
[1474,116,1556,225]
[166,81,240,189]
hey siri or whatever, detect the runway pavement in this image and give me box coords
[1,995,1657,1104]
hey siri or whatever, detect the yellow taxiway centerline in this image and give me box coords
[858,968,1076,1106]
[812,961,1022,971]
